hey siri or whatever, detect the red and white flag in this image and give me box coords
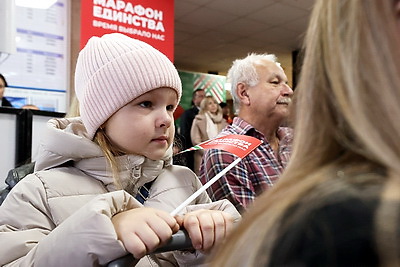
[171,134,262,216]
[178,134,262,159]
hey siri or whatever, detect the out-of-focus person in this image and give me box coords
[190,95,227,175]
[211,1,400,266]
[219,102,233,124]
[21,104,39,110]
[0,74,13,107]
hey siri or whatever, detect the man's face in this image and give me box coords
[247,61,293,123]
[193,90,205,107]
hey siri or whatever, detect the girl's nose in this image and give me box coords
[157,109,173,128]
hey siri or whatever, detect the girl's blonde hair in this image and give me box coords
[94,121,176,189]
[94,129,124,188]
[211,0,400,266]
[65,96,123,187]
[65,96,80,118]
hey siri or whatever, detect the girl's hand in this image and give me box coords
[175,209,234,253]
[112,207,180,258]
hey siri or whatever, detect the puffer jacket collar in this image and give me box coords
[75,153,171,195]
[35,117,102,171]
[35,117,173,196]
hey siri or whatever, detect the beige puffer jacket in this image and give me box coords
[0,117,240,266]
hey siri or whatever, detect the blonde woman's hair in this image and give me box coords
[198,95,222,115]
[211,0,400,266]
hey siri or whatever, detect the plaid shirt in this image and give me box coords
[199,117,293,211]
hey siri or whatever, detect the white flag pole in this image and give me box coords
[170,157,242,216]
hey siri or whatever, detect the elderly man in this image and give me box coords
[199,53,293,211]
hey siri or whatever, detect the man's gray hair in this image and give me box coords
[227,53,278,111]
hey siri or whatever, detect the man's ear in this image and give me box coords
[237,83,250,105]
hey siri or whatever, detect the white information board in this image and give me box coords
[0,0,69,112]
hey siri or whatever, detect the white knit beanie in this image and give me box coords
[74,33,182,139]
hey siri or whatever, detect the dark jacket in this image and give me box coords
[1,97,13,107]
[0,162,35,205]
[179,106,199,171]
[269,172,385,267]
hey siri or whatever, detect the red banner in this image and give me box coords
[80,0,174,61]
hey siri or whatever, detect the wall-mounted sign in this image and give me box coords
[80,0,174,61]
[0,1,69,112]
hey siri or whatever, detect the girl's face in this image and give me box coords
[104,87,178,160]
[207,98,219,114]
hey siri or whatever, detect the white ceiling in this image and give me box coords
[174,0,315,74]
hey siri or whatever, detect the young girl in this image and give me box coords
[191,96,227,175]
[0,33,240,266]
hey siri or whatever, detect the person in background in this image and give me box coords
[190,95,228,175]
[0,33,240,266]
[0,74,13,107]
[219,102,233,124]
[21,104,39,110]
[179,88,205,171]
[200,53,294,212]
[211,0,400,266]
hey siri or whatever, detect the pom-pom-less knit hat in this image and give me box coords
[74,33,182,139]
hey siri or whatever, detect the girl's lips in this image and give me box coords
[151,136,168,143]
